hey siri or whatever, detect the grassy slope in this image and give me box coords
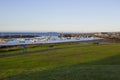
[0,43,81,55]
[0,44,120,80]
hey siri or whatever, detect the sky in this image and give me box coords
[0,0,120,32]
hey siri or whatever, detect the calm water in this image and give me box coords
[0,32,102,46]
[0,37,102,46]
[0,32,59,37]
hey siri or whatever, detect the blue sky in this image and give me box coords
[0,0,120,32]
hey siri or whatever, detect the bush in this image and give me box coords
[93,42,99,45]
[49,45,54,48]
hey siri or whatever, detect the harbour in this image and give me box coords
[0,32,102,46]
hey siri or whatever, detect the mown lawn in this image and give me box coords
[0,43,82,55]
[0,43,120,80]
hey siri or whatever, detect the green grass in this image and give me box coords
[0,43,82,55]
[0,43,120,80]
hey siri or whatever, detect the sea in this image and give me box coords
[0,32,59,37]
[0,32,102,46]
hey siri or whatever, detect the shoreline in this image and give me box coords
[0,39,103,47]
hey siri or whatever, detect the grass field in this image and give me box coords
[0,43,81,56]
[0,43,120,80]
